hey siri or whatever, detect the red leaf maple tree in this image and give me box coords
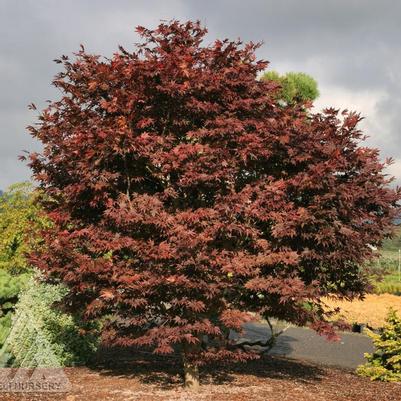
[27,20,400,387]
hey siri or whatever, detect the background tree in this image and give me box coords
[261,70,319,105]
[26,20,400,389]
[0,182,47,273]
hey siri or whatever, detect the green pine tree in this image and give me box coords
[261,71,319,106]
[357,309,401,381]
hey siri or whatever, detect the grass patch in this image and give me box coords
[374,273,401,295]
[369,227,401,295]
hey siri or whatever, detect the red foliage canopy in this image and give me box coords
[27,20,400,363]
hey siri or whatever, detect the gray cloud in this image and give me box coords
[1,0,400,188]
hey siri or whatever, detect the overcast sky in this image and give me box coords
[1,0,400,189]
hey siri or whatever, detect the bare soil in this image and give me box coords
[1,348,400,401]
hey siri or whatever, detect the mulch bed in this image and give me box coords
[1,347,400,401]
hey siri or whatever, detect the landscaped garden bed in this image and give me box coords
[2,352,401,401]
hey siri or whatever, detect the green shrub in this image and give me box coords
[357,309,401,381]
[0,270,30,345]
[0,276,100,367]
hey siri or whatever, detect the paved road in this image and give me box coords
[236,322,374,369]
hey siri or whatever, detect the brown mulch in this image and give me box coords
[1,348,400,401]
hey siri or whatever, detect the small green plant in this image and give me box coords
[357,309,401,381]
[0,276,100,367]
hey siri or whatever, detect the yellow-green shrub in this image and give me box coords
[357,309,401,381]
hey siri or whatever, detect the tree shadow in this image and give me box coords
[88,342,325,389]
[213,355,325,384]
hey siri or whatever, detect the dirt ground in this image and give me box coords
[1,349,400,401]
[324,293,401,328]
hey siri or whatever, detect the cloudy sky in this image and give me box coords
[1,0,400,189]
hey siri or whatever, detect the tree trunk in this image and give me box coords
[183,356,200,391]
[182,340,200,391]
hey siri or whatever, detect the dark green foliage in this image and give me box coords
[357,309,401,381]
[0,270,30,345]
